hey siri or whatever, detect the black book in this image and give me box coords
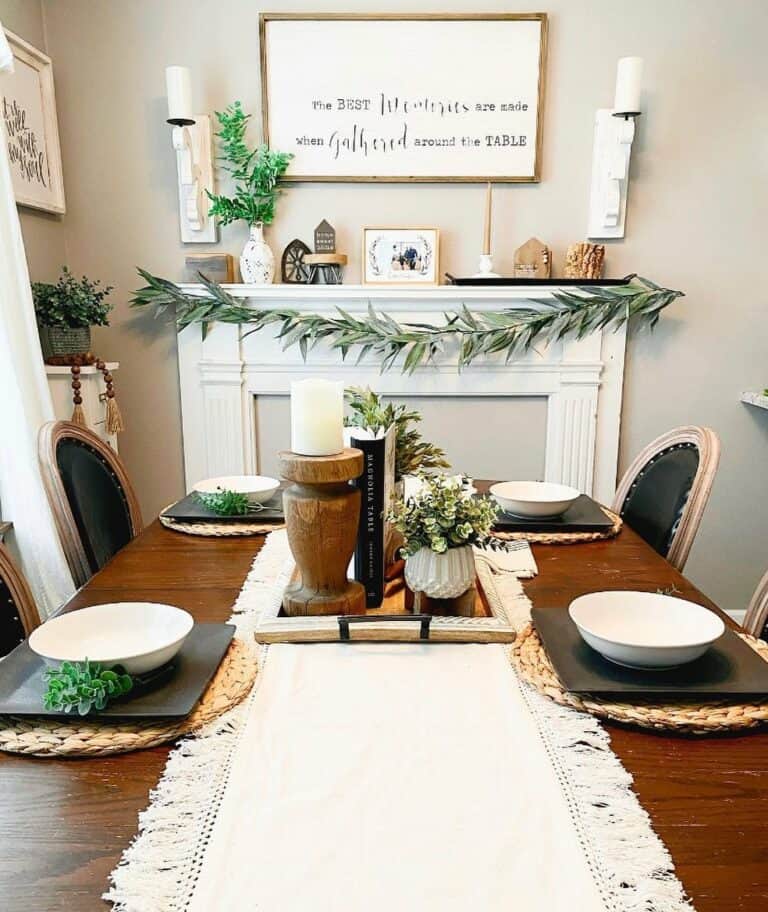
[350,426,396,608]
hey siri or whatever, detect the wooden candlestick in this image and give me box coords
[279,448,366,617]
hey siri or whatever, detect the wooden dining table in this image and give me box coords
[1,515,767,912]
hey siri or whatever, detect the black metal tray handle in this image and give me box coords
[338,614,432,641]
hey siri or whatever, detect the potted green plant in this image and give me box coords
[345,387,450,482]
[33,267,113,357]
[206,101,292,285]
[387,474,504,599]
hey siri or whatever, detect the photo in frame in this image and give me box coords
[2,29,65,213]
[260,13,547,182]
[362,228,440,286]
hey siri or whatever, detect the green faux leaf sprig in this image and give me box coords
[43,660,133,715]
[131,271,683,374]
[345,387,450,479]
[195,488,252,516]
[206,101,293,227]
[387,474,509,557]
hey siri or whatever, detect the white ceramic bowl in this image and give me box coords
[193,475,280,505]
[29,603,194,675]
[569,591,725,670]
[490,481,580,519]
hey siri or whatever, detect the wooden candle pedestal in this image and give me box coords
[279,448,366,617]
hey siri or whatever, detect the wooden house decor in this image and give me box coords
[514,237,551,279]
[314,220,336,253]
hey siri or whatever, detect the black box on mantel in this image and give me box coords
[349,425,396,608]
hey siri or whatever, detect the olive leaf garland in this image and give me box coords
[131,270,683,373]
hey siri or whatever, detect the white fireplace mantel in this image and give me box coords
[176,284,627,504]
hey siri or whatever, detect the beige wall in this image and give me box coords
[1,0,67,279]
[19,0,768,613]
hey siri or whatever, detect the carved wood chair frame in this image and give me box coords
[38,421,143,588]
[0,542,41,638]
[744,570,768,640]
[611,426,721,573]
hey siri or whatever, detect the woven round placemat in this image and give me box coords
[159,511,284,537]
[493,508,622,545]
[0,639,258,758]
[511,623,768,734]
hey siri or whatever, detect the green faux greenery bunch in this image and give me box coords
[33,267,113,328]
[345,387,450,478]
[387,475,503,557]
[206,101,293,227]
[195,488,251,516]
[43,660,133,715]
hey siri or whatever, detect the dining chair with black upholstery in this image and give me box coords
[611,426,720,572]
[38,421,143,588]
[744,570,768,642]
[0,543,40,658]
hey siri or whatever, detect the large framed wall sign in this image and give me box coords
[259,13,548,183]
[1,29,65,213]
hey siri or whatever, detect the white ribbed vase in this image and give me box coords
[240,222,274,285]
[404,545,475,599]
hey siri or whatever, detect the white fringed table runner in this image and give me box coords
[106,531,693,912]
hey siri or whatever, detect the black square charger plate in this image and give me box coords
[491,493,613,533]
[533,607,768,698]
[0,623,235,719]
[162,490,284,524]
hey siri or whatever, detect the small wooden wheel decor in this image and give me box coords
[281,239,312,284]
[45,353,125,435]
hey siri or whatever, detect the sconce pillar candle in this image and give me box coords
[165,66,193,124]
[279,448,366,617]
[164,65,217,243]
[613,56,643,115]
[587,56,644,239]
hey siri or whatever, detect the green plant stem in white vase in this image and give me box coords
[387,474,506,599]
[206,101,292,286]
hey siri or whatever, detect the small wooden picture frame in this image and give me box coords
[362,227,440,286]
[182,254,235,284]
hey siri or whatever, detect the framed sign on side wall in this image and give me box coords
[1,29,65,213]
[260,13,548,183]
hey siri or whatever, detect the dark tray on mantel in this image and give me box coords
[533,607,768,698]
[490,494,614,534]
[162,490,285,524]
[445,273,635,287]
[0,623,235,719]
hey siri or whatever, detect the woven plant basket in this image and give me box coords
[45,325,92,356]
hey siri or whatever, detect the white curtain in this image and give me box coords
[0,26,74,616]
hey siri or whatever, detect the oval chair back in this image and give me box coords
[0,543,40,658]
[744,571,768,641]
[39,422,142,588]
[611,426,720,572]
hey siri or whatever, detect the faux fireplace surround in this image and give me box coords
[176,284,627,505]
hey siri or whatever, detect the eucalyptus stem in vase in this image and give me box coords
[387,474,507,600]
[206,101,292,285]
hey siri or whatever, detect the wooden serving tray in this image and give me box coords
[254,560,515,644]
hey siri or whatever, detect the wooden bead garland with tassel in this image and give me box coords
[45,353,125,435]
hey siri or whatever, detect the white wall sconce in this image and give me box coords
[587,56,643,239]
[165,65,217,243]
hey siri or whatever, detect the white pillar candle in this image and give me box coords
[613,57,643,114]
[165,65,192,122]
[290,379,344,456]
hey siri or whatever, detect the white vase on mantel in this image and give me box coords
[404,545,475,599]
[240,222,274,285]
